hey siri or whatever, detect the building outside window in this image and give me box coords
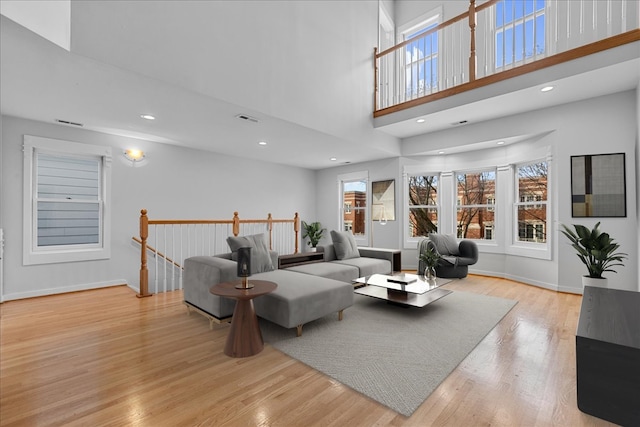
[456,169,496,240]
[341,179,367,237]
[515,160,548,243]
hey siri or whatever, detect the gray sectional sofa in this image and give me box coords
[183,233,395,336]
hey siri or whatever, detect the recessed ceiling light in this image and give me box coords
[416,118,425,123]
[258,141,267,146]
[541,86,554,92]
[438,151,445,155]
[140,114,156,120]
[497,141,505,145]
[330,157,337,161]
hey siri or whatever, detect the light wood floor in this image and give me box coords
[1,276,617,426]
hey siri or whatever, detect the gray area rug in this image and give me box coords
[261,290,517,417]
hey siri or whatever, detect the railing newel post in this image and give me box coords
[267,213,273,250]
[137,209,152,298]
[293,212,300,254]
[469,0,477,82]
[232,211,240,236]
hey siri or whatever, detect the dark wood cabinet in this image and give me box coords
[576,286,640,426]
[278,252,324,269]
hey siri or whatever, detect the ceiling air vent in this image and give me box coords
[55,119,84,127]
[235,114,259,123]
[450,120,468,126]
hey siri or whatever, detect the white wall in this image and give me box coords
[0,116,316,301]
[0,0,70,50]
[637,75,640,291]
[316,91,638,294]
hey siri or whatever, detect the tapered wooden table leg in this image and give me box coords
[210,280,277,358]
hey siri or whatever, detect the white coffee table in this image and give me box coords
[354,273,452,308]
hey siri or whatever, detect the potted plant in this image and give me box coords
[302,221,325,251]
[560,222,627,288]
[419,243,441,282]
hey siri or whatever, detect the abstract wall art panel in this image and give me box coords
[372,179,395,221]
[571,153,626,217]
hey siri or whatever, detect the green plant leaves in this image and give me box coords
[560,222,627,278]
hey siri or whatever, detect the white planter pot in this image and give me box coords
[308,247,317,253]
[582,276,608,288]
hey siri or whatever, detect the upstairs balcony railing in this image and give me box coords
[375,0,640,116]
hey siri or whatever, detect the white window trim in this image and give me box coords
[23,135,112,265]
[508,156,552,260]
[337,171,369,246]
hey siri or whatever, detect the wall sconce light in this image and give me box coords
[235,246,253,289]
[379,206,387,226]
[123,149,146,165]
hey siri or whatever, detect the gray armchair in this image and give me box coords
[418,234,478,279]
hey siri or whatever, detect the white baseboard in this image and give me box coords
[469,268,582,295]
[2,279,129,301]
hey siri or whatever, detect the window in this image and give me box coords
[404,23,439,99]
[398,8,440,101]
[456,170,496,240]
[23,136,112,265]
[495,0,545,68]
[407,175,439,238]
[487,196,496,211]
[515,160,548,244]
[339,172,368,240]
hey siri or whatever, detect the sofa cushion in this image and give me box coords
[251,269,354,329]
[334,257,392,278]
[226,233,274,274]
[428,233,460,256]
[287,261,359,282]
[330,230,360,260]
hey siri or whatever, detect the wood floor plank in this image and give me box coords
[0,278,618,426]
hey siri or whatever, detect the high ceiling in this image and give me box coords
[1,2,638,170]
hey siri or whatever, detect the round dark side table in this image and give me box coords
[210,280,277,358]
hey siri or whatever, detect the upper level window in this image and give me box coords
[515,160,548,243]
[407,174,439,238]
[398,7,441,101]
[496,0,546,68]
[23,136,112,265]
[456,169,496,240]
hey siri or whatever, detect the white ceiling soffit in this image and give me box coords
[0,9,401,171]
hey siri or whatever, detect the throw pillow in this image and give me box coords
[330,230,360,260]
[226,233,274,274]
[428,233,460,256]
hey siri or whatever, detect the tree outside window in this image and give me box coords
[407,175,438,237]
[456,170,496,240]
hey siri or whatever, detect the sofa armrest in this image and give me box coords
[458,240,479,263]
[183,256,239,320]
[358,247,401,272]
